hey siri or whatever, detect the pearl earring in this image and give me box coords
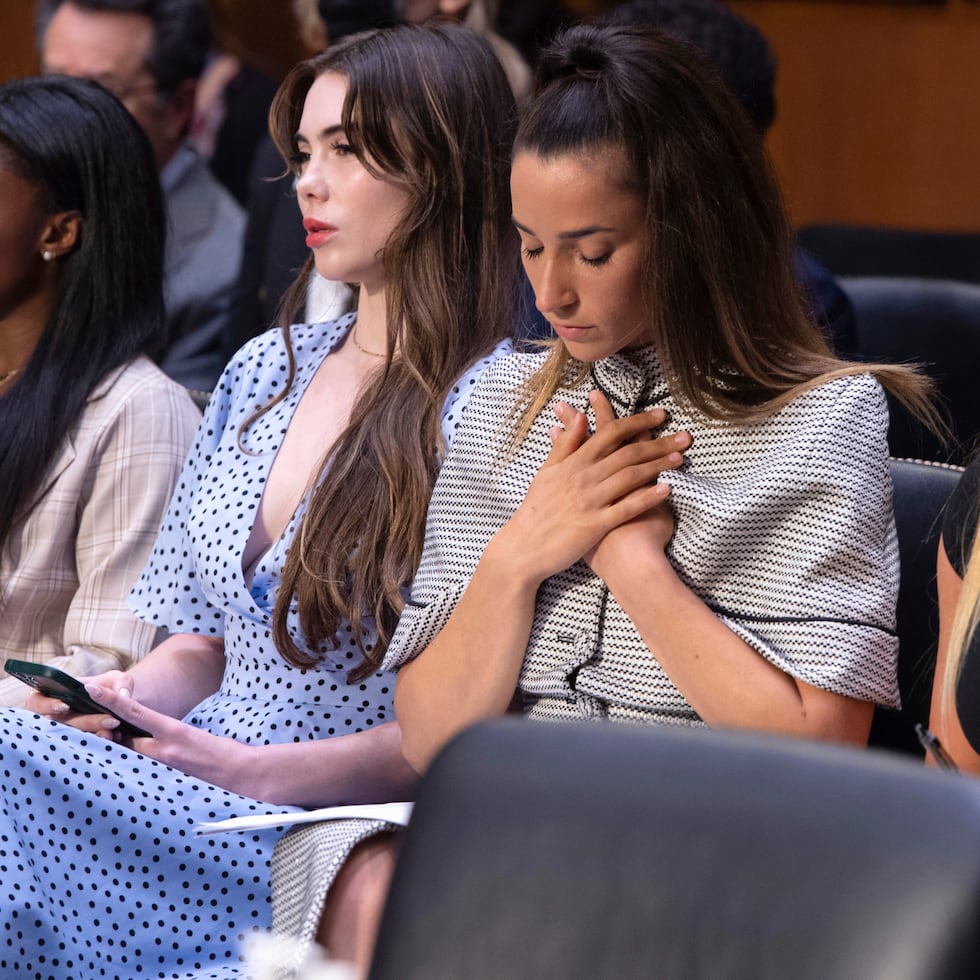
[42,250,54,262]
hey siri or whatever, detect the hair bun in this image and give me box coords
[565,42,608,81]
[538,27,611,85]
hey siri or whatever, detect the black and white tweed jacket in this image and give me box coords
[384,346,900,725]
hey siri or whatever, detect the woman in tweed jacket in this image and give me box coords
[386,23,935,770]
[270,23,939,966]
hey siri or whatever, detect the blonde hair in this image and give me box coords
[942,501,980,725]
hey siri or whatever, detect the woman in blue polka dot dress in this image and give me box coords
[0,25,518,980]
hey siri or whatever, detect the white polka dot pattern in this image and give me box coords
[0,709,275,978]
[385,345,901,720]
[0,317,505,978]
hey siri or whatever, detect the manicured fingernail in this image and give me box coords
[85,684,102,698]
[549,426,561,441]
[118,688,131,699]
[50,701,69,714]
[674,432,689,445]
[101,717,120,730]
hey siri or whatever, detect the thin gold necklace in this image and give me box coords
[0,369,20,385]
[350,325,386,359]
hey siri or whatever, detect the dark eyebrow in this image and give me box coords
[511,218,616,240]
[294,123,344,144]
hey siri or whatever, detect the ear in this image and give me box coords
[40,210,83,260]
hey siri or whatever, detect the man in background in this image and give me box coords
[38,0,246,391]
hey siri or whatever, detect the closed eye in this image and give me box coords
[522,245,543,260]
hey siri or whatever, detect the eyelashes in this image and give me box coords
[287,150,310,173]
[288,139,355,173]
[521,245,612,268]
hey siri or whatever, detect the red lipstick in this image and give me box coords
[303,217,336,248]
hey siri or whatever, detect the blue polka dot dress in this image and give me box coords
[0,315,503,979]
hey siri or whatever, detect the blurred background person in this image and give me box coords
[189,44,279,207]
[0,74,200,706]
[36,0,246,392]
[301,1,529,99]
[496,0,622,67]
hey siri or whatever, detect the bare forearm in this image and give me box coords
[125,634,226,719]
[395,532,540,772]
[214,721,418,806]
[603,553,872,744]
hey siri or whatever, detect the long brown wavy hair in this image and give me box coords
[264,24,518,678]
[511,24,938,438]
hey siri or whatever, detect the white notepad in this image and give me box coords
[194,801,414,836]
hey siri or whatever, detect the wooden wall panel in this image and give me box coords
[206,0,311,80]
[731,0,980,231]
[0,1,40,83]
[8,1,979,232]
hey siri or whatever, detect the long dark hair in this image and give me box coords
[513,24,936,432]
[0,75,166,549]
[265,24,519,678]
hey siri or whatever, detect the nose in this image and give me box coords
[531,258,577,316]
[295,156,327,203]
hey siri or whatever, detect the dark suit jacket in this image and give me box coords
[158,143,246,391]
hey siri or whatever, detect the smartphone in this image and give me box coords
[4,659,152,738]
[914,722,959,773]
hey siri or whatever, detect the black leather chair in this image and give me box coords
[370,719,980,980]
[840,276,980,463]
[797,224,980,285]
[869,458,964,757]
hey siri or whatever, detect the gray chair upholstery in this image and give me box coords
[370,718,980,980]
[840,276,980,463]
[869,458,964,757]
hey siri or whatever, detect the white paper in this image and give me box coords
[194,801,413,836]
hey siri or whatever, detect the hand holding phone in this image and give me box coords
[4,659,152,739]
